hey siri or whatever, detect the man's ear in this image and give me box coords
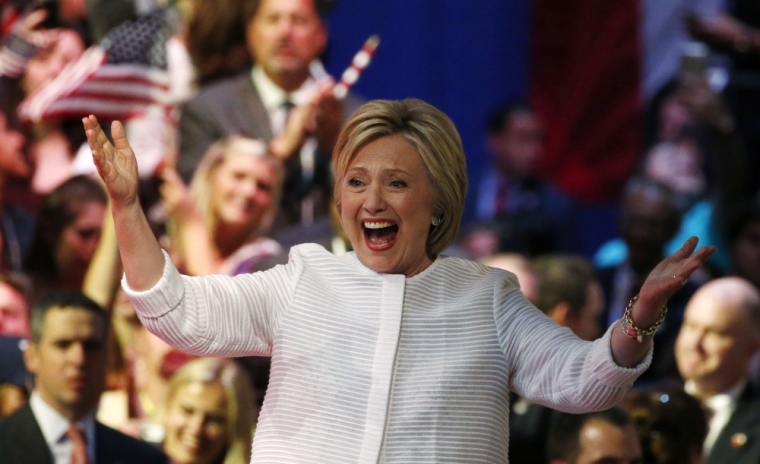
[23,341,39,375]
[547,302,570,328]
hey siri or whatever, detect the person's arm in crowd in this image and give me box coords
[689,13,760,54]
[609,237,715,367]
[82,201,121,308]
[0,10,58,79]
[679,78,753,225]
[83,115,165,291]
[159,166,220,275]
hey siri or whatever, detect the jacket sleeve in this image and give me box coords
[123,248,304,357]
[492,270,652,413]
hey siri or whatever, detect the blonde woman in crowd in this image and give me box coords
[161,137,283,276]
[162,357,256,464]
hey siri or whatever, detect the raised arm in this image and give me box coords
[83,115,165,291]
[610,237,716,367]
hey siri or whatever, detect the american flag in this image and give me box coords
[18,9,172,123]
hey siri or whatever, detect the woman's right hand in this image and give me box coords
[83,115,139,210]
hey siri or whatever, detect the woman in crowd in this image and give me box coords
[25,174,106,297]
[160,136,283,276]
[162,357,256,464]
[84,98,714,462]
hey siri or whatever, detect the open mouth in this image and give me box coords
[363,220,398,250]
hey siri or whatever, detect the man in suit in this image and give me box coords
[676,277,760,464]
[178,0,363,231]
[463,102,578,258]
[0,292,167,464]
[546,407,643,464]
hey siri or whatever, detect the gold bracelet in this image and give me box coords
[621,294,668,343]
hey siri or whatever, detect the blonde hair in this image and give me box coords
[163,358,256,464]
[190,136,283,240]
[333,99,468,257]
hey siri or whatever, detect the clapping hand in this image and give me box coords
[83,115,139,209]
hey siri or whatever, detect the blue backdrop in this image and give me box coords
[323,0,531,223]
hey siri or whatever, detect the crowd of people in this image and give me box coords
[0,0,760,463]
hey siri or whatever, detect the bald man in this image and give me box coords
[675,277,760,464]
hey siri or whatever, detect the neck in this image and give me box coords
[268,70,309,93]
[214,223,254,258]
[691,377,744,402]
[37,390,90,423]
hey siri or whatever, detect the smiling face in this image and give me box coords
[340,136,436,277]
[210,153,277,232]
[164,381,229,464]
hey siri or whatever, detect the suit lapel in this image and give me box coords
[0,404,54,464]
[708,387,760,464]
[232,74,274,142]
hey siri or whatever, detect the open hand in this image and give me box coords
[636,237,716,324]
[83,115,139,209]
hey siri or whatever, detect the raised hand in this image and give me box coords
[636,237,716,325]
[159,166,197,221]
[83,115,139,209]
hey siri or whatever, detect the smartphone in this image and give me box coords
[34,0,59,29]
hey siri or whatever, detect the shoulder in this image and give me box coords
[432,255,520,293]
[96,422,168,463]
[184,71,255,107]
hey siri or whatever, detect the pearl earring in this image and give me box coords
[431,215,442,226]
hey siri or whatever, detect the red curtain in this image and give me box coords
[531,0,641,202]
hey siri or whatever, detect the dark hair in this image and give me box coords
[547,407,632,462]
[532,255,595,319]
[244,0,337,23]
[186,0,252,85]
[485,101,533,136]
[30,291,108,344]
[24,175,106,284]
[727,197,760,245]
[621,389,708,464]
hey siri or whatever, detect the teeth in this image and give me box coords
[364,221,394,229]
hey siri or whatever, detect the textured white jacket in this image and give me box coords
[124,244,651,463]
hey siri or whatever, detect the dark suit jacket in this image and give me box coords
[596,264,700,388]
[0,404,168,464]
[708,386,760,464]
[178,71,364,229]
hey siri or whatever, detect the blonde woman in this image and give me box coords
[162,357,256,464]
[161,137,283,276]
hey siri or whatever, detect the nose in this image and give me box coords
[363,184,386,214]
[68,342,86,365]
[186,412,205,437]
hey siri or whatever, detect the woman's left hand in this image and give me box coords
[635,237,716,326]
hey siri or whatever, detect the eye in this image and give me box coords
[389,179,407,188]
[348,178,363,187]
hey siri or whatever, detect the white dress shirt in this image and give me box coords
[29,392,96,464]
[251,64,321,223]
